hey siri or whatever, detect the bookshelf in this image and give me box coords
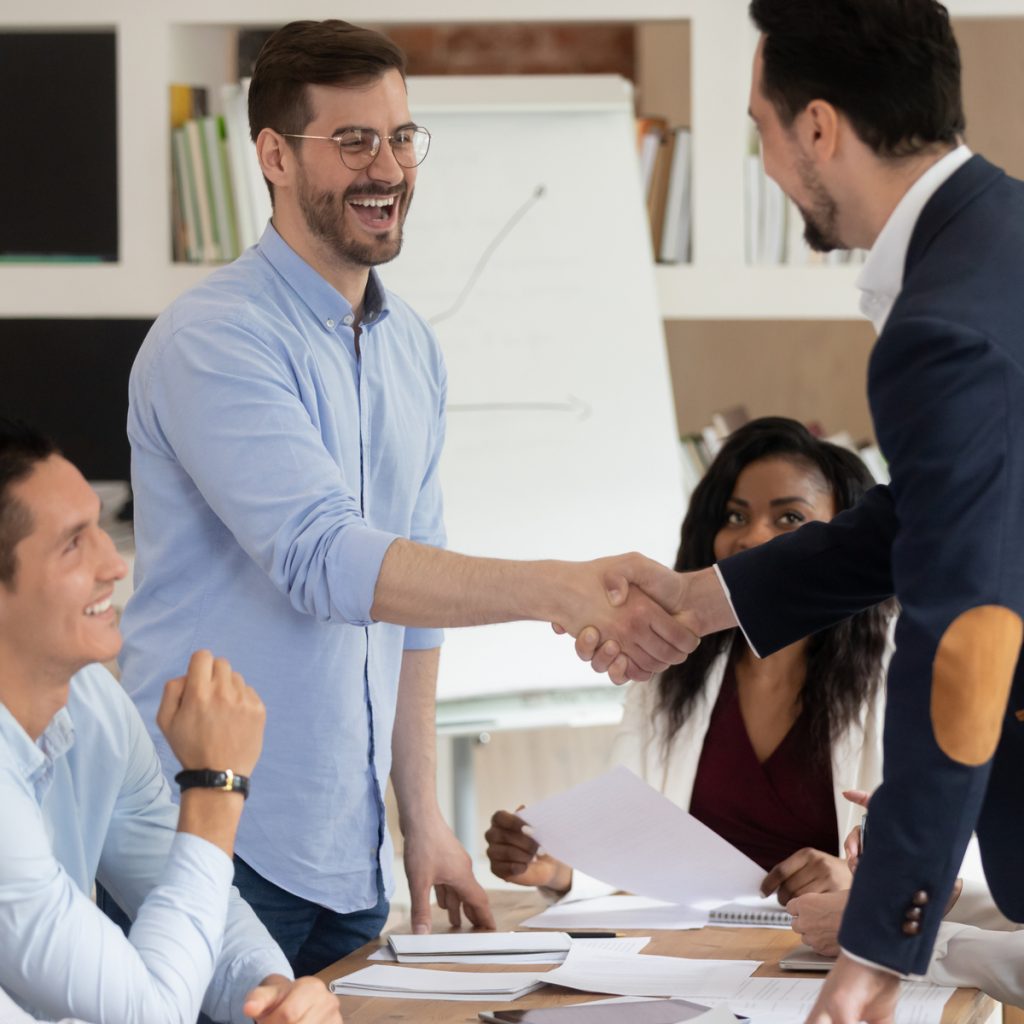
[2,0,1023,421]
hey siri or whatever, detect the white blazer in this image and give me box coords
[560,642,887,902]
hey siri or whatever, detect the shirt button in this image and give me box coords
[343,314,354,326]
[325,318,335,328]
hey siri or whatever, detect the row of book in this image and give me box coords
[744,130,866,267]
[170,82,271,264]
[679,404,888,499]
[637,117,691,265]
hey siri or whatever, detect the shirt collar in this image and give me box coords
[0,699,75,797]
[856,144,973,333]
[256,222,391,329]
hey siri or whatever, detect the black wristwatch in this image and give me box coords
[175,768,250,799]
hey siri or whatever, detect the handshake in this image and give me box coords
[551,555,738,684]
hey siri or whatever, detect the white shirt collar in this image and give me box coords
[856,145,973,333]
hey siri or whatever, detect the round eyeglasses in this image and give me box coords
[280,125,431,170]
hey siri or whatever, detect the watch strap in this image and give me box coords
[175,768,250,799]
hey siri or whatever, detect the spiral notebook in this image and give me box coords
[706,898,792,929]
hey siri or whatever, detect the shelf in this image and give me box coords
[656,264,862,320]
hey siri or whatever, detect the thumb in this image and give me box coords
[602,571,629,607]
[843,788,871,808]
[409,882,432,935]
[242,984,279,1018]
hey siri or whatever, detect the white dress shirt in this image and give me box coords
[0,664,289,1024]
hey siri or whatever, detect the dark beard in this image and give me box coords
[794,154,842,253]
[298,178,410,268]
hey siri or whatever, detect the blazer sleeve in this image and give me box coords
[717,484,896,656]
[837,316,1024,974]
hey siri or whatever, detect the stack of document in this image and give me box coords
[372,932,650,964]
[328,965,543,1002]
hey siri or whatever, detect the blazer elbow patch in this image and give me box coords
[930,605,1023,766]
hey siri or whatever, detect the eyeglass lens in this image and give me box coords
[336,127,430,169]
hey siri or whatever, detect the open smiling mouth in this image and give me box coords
[347,194,400,231]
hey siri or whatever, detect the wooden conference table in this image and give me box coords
[317,891,995,1024]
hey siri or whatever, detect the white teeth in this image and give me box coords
[349,196,395,207]
[85,597,112,616]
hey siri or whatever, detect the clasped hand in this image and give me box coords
[553,554,713,683]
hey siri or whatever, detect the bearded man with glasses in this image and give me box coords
[118,18,698,975]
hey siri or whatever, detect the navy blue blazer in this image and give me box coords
[719,155,1024,975]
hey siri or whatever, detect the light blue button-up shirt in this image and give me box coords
[0,664,289,1024]
[121,224,447,912]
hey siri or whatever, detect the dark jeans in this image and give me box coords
[232,855,389,977]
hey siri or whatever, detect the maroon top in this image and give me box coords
[688,663,838,872]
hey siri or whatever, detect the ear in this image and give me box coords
[797,99,841,164]
[255,128,292,190]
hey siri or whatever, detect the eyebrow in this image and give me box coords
[726,496,815,508]
[331,120,418,136]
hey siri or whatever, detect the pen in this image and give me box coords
[566,930,620,938]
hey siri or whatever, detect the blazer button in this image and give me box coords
[904,907,923,922]
[902,920,921,936]
[911,890,929,907]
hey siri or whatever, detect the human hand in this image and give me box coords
[403,817,496,932]
[761,848,852,904]
[551,554,701,684]
[156,649,265,775]
[564,564,736,684]
[485,809,572,893]
[788,891,848,957]
[841,789,871,870]
[803,952,900,1023]
[243,975,342,1023]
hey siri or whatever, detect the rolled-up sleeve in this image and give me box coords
[141,318,398,627]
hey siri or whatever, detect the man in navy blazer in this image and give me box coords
[579,2,1024,1021]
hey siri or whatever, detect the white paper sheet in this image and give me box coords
[520,766,765,909]
[520,894,708,931]
[697,977,954,1024]
[389,931,571,956]
[328,964,543,1001]
[542,944,760,999]
[370,935,651,964]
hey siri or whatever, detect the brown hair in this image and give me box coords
[248,20,407,201]
[0,419,59,587]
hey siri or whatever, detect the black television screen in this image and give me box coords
[0,32,118,261]
[0,318,151,486]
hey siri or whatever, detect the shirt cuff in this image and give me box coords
[712,564,762,658]
[839,946,912,979]
[404,627,444,650]
[328,527,401,626]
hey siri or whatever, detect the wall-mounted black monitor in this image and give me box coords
[0,32,118,261]
[0,319,152,497]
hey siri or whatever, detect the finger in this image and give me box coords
[462,889,497,930]
[603,571,630,607]
[484,824,538,856]
[156,675,186,734]
[842,788,871,809]
[574,627,602,661]
[590,640,622,675]
[409,881,432,935]
[242,984,282,1019]
[484,843,535,872]
[489,859,538,881]
[551,622,567,635]
[844,825,862,864]
[608,654,636,685]
[185,649,214,693]
[212,655,233,693]
[442,886,462,929]
[761,850,808,896]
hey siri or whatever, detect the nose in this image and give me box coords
[734,519,776,551]
[98,528,128,583]
[367,137,406,186]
